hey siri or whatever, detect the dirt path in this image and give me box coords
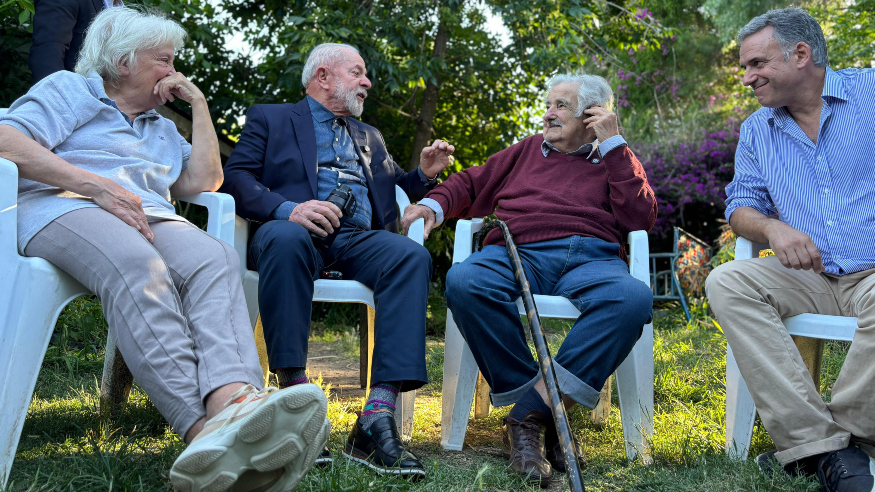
[305,341,366,400]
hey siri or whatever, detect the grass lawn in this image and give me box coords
[5,297,847,491]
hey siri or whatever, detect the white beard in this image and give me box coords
[334,83,366,117]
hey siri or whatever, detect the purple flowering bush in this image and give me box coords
[634,120,740,246]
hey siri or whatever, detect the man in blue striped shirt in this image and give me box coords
[706,8,875,492]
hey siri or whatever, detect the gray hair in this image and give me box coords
[737,7,828,67]
[75,7,186,85]
[301,43,361,87]
[546,74,614,116]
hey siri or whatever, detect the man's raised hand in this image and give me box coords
[402,204,437,240]
[419,139,455,179]
[289,200,343,237]
[582,106,620,142]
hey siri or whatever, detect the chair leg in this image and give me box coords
[396,390,416,442]
[253,316,271,387]
[590,376,612,425]
[792,336,824,392]
[440,309,480,451]
[359,305,375,389]
[99,331,134,416]
[473,372,491,419]
[725,344,757,461]
[615,321,654,463]
[0,266,86,488]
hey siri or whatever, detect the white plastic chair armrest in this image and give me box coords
[175,192,236,246]
[627,230,649,285]
[0,157,18,254]
[735,236,768,261]
[395,185,425,246]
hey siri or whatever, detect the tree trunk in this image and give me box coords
[407,20,449,171]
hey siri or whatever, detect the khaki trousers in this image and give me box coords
[25,208,264,438]
[706,255,875,465]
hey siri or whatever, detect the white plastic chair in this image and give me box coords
[440,219,654,462]
[233,186,424,441]
[0,151,237,486]
[724,237,859,460]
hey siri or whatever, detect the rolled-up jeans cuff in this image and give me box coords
[490,372,541,407]
[553,361,602,409]
[774,435,850,465]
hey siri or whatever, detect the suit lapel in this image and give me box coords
[290,100,318,197]
[349,121,383,228]
[349,121,373,185]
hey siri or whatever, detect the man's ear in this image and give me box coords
[316,66,333,90]
[794,42,813,69]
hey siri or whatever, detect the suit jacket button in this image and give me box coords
[363,145,370,152]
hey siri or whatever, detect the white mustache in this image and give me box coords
[546,120,563,128]
[356,89,367,99]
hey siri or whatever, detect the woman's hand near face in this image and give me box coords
[153,72,205,106]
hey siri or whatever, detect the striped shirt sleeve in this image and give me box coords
[724,121,777,222]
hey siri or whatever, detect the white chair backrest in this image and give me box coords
[1,108,19,257]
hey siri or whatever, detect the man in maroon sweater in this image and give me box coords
[402,73,656,485]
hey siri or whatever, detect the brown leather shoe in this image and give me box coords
[545,421,586,473]
[502,411,553,486]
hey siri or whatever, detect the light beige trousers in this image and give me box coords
[706,255,875,465]
[25,208,264,438]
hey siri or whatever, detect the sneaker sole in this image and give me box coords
[341,450,427,480]
[170,384,330,492]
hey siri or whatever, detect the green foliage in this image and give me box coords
[814,0,875,68]
[0,0,34,106]
[54,296,108,350]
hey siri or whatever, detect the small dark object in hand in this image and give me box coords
[319,270,342,280]
[311,183,357,249]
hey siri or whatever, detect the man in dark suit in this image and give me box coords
[220,43,454,479]
[29,0,122,83]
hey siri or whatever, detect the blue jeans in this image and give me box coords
[445,236,652,408]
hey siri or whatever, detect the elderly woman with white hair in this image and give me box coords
[0,7,328,491]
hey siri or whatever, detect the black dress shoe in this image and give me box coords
[817,445,875,492]
[544,423,585,474]
[503,411,552,486]
[314,446,333,466]
[343,415,426,480]
[756,449,819,478]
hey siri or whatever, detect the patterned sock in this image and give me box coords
[508,385,552,421]
[275,367,308,388]
[360,382,400,431]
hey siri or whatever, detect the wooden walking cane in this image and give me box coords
[488,220,586,492]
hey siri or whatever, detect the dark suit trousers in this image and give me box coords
[249,221,431,391]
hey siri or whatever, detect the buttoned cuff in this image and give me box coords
[598,134,627,158]
[417,198,444,225]
[417,167,439,185]
[269,201,297,221]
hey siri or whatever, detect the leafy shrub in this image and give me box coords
[635,120,739,250]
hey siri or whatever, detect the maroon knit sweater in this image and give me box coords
[424,134,657,253]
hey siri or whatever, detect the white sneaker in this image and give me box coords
[170,383,330,492]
